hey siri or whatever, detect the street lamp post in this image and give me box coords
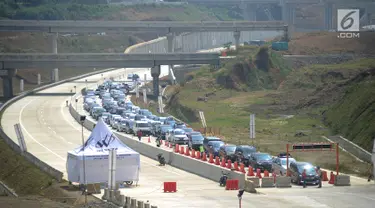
[75,98,78,112]
[80,115,87,205]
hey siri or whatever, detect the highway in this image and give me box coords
[2,63,375,207]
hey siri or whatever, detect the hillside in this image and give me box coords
[161,33,375,176]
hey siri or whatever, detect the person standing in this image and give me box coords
[199,145,205,158]
[137,130,142,141]
[316,166,322,188]
[302,169,307,188]
[368,162,374,182]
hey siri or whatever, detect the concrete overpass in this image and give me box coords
[184,0,375,31]
[0,53,220,98]
[0,20,288,84]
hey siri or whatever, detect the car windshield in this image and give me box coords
[255,154,272,161]
[191,135,204,140]
[174,130,185,135]
[209,142,224,148]
[183,128,193,133]
[242,147,256,154]
[114,117,121,121]
[102,113,110,116]
[281,158,296,165]
[137,123,150,127]
[161,126,172,131]
[298,164,316,175]
[225,146,237,153]
[128,115,135,119]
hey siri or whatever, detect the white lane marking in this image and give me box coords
[19,99,65,161]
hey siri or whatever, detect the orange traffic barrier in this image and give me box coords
[225,179,239,190]
[239,163,246,173]
[233,162,239,171]
[322,171,328,181]
[256,169,262,178]
[226,160,232,169]
[185,148,190,156]
[174,144,179,153]
[180,146,185,155]
[163,182,177,192]
[329,172,335,184]
[191,149,196,158]
[196,151,201,159]
[208,154,214,163]
[215,156,220,165]
[264,170,270,177]
[221,157,226,167]
[247,166,255,177]
[148,136,151,143]
[202,153,207,161]
[169,143,173,148]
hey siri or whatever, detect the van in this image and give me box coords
[132,121,151,136]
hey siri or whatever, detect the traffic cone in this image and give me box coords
[208,154,214,163]
[174,144,179,153]
[226,160,232,169]
[196,151,201,159]
[165,141,168,147]
[329,172,335,184]
[264,170,270,177]
[221,157,226,167]
[322,171,329,181]
[169,143,173,148]
[239,163,246,173]
[202,153,207,161]
[233,162,239,171]
[191,149,196,158]
[180,146,185,155]
[148,136,151,143]
[256,169,262,178]
[185,148,190,156]
[215,156,220,165]
[247,166,255,177]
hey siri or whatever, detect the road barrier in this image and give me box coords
[246,177,260,188]
[163,182,177,192]
[261,177,275,188]
[225,179,239,190]
[329,172,335,184]
[102,188,158,208]
[244,179,257,193]
[334,175,351,186]
[275,176,292,188]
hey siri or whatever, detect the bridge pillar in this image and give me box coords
[166,33,175,78]
[51,33,59,82]
[325,3,334,30]
[233,31,241,51]
[0,68,16,98]
[281,3,295,33]
[242,3,257,21]
[151,66,161,97]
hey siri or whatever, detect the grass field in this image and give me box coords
[157,48,375,177]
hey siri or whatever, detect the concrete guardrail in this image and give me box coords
[0,181,18,197]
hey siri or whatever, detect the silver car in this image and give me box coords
[272,156,296,176]
[169,128,189,145]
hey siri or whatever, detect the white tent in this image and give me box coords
[66,118,140,184]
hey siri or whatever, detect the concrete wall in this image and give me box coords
[126,31,282,54]
[325,136,372,163]
[0,181,17,197]
[69,104,245,188]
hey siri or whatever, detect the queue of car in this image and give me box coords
[83,78,322,186]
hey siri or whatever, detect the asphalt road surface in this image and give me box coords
[2,67,375,208]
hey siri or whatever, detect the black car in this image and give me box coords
[290,162,320,186]
[248,152,273,172]
[203,136,222,151]
[233,145,257,166]
[219,144,237,162]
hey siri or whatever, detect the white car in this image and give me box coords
[132,120,152,136]
[169,128,189,145]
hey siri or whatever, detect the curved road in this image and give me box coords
[2,67,375,208]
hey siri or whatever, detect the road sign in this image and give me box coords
[292,143,334,151]
[143,89,147,104]
[108,149,117,190]
[199,111,207,128]
[0,70,8,76]
[249,114,255,139]
[14,123,27,152]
